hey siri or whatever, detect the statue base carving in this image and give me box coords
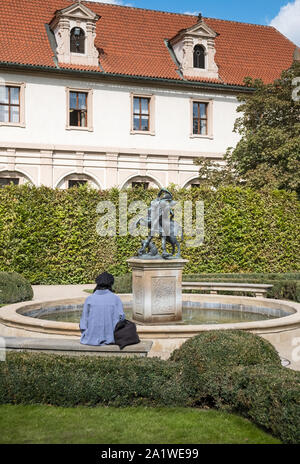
[127,257,188,324]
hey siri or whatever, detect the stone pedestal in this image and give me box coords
[127,258,188,324]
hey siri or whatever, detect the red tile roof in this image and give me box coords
[0,0,296,87]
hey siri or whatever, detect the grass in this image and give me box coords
[0,405,281,444]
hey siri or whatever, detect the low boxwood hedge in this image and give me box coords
[0,354,188,408]
[114,272,300,302]
[0,272,33,305]
[169,330,282,373]
[191,365,300,444]
[0,330,299,443]
[183,273,300,302]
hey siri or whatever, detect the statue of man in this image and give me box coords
[150,188,176,237]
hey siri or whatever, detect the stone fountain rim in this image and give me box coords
[0,294,300,337]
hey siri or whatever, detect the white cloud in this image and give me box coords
[182,11,198,16]
[269,0,300,46]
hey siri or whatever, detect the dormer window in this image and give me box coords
[169,16,219,79]
[70,27,85,54]
[193,45,205,69]
[49,1,100,66]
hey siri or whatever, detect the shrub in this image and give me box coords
[114,272,300,302]
[183,273,300,302]
[170,330,282,372]
[0,333,299,443]
[114,273,132,294]
[191,365,300,444]
[0,272,33,305]
[0,353,188,408]
[170,330,281,396]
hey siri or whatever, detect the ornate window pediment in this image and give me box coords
[49,1,100,66]
[170,17,219,79]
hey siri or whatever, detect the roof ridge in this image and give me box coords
[267,25,299,48]
[83,1,277,28]
[83,1,198,18]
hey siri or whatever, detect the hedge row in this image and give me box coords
[183,273,300,302]
[113,272,300,302]
[0,354,186,408]
[0,272,33,305]
[0,331,299,443]
[0,184,299,283]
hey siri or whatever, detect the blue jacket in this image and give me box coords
[79,289,125,346]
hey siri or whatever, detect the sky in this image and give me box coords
[86,0,300,46]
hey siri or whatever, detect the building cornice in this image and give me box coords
[0,141,224,160]
[0,61,255,94]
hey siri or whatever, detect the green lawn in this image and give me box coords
[0,405,280,444]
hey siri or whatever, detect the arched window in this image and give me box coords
[193,45,205,69]
[70,27,85,54]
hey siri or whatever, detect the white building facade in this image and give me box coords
[0,1,296,190]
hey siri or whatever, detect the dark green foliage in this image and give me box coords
[0,330,299,443]
[170,330,281,372]
[194,365,300,444]
[113,272,300,302]
[0,272,33,304]
[183,273,300,302]
[0,185,299,283]
[114,273,132,294]
[0,353,188,408]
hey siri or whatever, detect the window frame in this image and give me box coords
[190,98,213,139]
[70,27,85,55]
[0,82,26,128]
[130,93,155,135]
[65,87,93,132]
[193,45,205,69]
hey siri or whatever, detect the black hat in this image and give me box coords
[95,272,114,287]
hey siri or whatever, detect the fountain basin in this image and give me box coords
[0,294,300,361]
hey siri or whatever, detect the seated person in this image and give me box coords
[79,271,125,346]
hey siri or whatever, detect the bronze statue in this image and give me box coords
[135,188,183,259]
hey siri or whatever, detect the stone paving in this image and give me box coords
[32,284,94,301]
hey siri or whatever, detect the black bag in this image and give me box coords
[114,319,140,350]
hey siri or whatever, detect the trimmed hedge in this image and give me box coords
[0,272,33,305]
[191,365,300,444]
[0,184,299,283]
[113,272,300,302]
[0,330,299,443]
[169,330,282,372]
[0,353,187,408]
[183,273,300,302]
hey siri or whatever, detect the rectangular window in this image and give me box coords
[193,102,208,135]
[133,96,150,131]
[0,177,19,187]
[69,91,88,127]
[0,86,20,124]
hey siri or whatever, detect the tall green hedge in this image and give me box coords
[0,184,299,284]
[0,272,33,304]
